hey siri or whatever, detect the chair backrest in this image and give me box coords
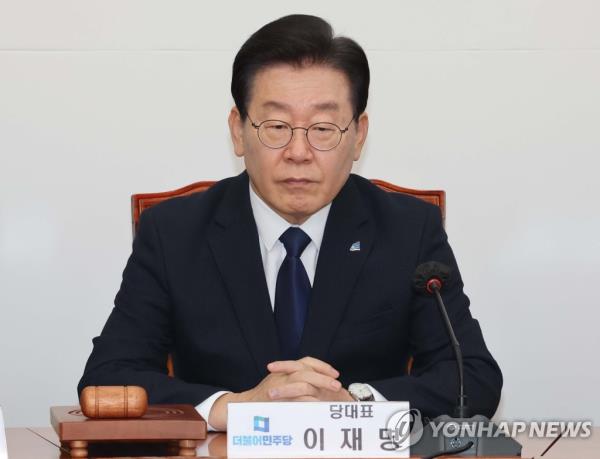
[131,179,445,235]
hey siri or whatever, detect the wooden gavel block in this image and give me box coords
[50,386,206,458]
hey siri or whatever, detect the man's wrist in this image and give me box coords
[209,391,244,431]
[339,388,355,402]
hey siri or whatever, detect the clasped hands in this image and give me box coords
[209,356,353,430]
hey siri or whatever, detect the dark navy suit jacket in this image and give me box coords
[78,172,502,418]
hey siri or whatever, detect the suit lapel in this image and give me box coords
[299,176,374,360]
[207,173,280,378]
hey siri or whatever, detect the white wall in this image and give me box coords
[1,1,599,427]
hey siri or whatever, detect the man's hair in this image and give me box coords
[232,14,370,120]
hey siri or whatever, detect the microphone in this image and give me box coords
[410,261,522,457]
[413,261,469,418]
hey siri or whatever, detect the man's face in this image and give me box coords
[229,64,369,224]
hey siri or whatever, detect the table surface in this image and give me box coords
[6,426,599,458]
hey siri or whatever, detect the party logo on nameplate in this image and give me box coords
[228,402,411,458]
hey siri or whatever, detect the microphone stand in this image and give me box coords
[410,271,522,457]
[430,284,470,419]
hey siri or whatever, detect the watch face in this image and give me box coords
[349,383,373,401]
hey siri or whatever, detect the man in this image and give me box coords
[78,14,502,431]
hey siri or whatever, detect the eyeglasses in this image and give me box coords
[248,115,354,151]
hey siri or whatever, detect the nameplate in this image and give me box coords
[228,401,410,458]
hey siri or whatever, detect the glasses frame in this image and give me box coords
[247,115,355,151]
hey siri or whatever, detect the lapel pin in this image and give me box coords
[349,241,361,252]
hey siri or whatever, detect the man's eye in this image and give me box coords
[265,123,288,130]
[312,126,335,133]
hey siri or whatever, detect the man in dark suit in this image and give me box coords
[79,14,502,431]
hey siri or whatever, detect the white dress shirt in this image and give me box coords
[196,183,385,430]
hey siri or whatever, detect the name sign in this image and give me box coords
[228,401,410,458]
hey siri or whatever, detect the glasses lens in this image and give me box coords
[307,123,341,151]
[258,120,292,148]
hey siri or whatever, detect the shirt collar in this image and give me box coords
[249,182,331,252]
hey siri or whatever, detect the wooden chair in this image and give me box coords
[130,179,446,377]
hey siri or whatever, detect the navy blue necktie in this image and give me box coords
[275,227,312,360]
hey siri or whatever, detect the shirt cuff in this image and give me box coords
[366,384,388,401]
[195,390,231,431]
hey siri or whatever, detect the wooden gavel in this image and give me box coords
[79,386,148,418]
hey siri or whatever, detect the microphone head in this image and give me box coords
[413,261,453,294]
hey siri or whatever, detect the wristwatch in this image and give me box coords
[348,383,375,402]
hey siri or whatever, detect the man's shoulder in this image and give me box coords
[140,173,246,230]
[350,174,439,221]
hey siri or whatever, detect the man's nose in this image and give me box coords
[284,128,313,162]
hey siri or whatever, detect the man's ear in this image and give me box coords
[352,112,369,161]
[228,107,245,157]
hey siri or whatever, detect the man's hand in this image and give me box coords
[208,356,353,431]
[265,357,353,402]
